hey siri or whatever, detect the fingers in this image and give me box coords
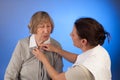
[39,44,49,50]
[32,48,39,56]
[32,48,48,62]
[38,43,56,52]
[32,48,43,61]
[33,48,40,52]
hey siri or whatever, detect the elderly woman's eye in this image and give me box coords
[37,25,44,28]
[40,26,44,28]
[47,25,50,28]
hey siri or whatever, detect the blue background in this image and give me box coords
[0,0,120,80]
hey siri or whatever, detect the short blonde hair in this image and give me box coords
[28,11,54,34]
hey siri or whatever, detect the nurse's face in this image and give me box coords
[70,26,83,48]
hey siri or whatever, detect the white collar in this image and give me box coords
[29,34,50,48]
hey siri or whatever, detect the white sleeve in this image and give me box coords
[65,65,95,80]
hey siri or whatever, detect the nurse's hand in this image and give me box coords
[40,44,61,53]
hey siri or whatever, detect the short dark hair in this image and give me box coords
[74,17,111,46]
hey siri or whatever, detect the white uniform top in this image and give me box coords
[72,45,111,80]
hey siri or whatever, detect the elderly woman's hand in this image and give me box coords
[32,48,46,62]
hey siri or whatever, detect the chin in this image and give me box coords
[44,37,49,41]
[73,43,76,46]
[74,43,79,48]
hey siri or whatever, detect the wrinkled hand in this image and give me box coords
[32,48,46,62]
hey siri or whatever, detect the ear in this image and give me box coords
[81,39,87,46]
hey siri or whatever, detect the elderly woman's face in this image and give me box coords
[36,23,52,42]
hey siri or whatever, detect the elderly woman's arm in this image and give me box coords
[32,48,66,80]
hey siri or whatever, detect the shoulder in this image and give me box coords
[17,36,30,47]
[93,45,110,57]
[19,37,29,42]
[50,37,62,48]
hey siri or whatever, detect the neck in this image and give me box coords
[35,35,44,45]
[82,45,95,52]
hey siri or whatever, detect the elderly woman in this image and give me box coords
[4,11,63,80]
[32,17,112,80]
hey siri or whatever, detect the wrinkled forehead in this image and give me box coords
[37,21,51,27]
